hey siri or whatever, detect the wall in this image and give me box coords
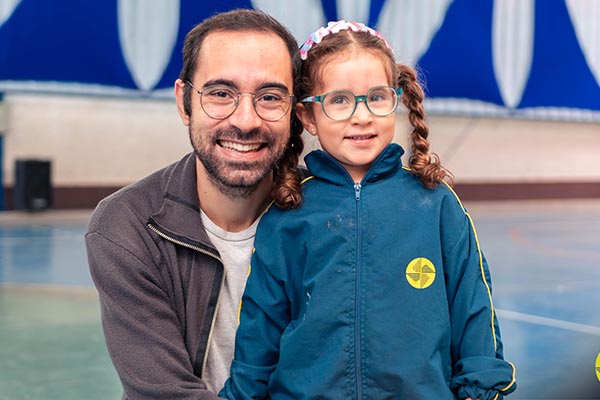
[2,93,189,187]
[2,93,600,208]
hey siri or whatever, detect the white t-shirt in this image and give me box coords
[200,210,261,394]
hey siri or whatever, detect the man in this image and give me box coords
[85,9,303,399]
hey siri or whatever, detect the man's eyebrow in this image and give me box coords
[258,82,290,93]
[203,79,235,88]
[203,79,290,93]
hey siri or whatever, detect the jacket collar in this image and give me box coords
[304,143,405,186]
[149,153,215,250]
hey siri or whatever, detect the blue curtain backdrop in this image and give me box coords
[417,0,505,105]
[517,0,600,110]
[1,0,599,117]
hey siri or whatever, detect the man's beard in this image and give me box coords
[189,125,285,199]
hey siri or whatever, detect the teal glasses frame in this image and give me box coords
[300,86,403,121]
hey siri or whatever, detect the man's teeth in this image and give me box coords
[220,141,261,152]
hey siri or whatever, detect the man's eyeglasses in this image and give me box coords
[187,81,294,122]
[300,86,402,121]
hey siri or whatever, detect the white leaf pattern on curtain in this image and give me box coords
[566,0,600,87]
[251,0,326,45]
[492,0,534,108]
[376,0,452,66]
[336,0,370,24]
[118,0,179,91]
[0,0,22,27]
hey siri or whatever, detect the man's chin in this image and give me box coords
[211,179,262,199]
[210,169,272,199]
[195,150,276,197]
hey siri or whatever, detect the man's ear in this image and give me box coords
[174,79,190,126]
[296,103,317,136]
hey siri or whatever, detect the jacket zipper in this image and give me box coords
[147,223,225,377]
[353,182,363,399]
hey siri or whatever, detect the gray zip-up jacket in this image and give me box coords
[86,152,224,400]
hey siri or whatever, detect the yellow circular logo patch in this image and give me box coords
[596,352,600,382]
[406,257,436,289]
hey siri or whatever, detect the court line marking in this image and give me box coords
[496,309,600,336]
[508,220,600,261]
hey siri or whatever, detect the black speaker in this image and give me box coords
[13,159,53,211]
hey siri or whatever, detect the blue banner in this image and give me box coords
[1,0,599,117]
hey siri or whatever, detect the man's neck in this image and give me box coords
[195,160,272,233]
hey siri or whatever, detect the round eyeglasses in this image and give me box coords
[187,81,294,122]
[300,86,402,121]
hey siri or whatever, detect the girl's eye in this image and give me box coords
[328,92,352,105]
[369,90,390,102]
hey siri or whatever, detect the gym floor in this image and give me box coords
[1,200,599,399]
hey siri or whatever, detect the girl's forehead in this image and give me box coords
[314,49,393,90]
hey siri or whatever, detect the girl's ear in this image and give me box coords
[296,103,317,136]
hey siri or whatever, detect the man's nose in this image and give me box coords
[229,93,262,130]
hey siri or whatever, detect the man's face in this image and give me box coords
[182,31,293,198]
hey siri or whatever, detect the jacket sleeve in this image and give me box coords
[86,224,219,400]
[441,197,517,400]
[220,226,290,400]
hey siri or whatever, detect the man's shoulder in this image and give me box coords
[87,153,194,233]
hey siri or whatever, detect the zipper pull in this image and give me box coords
[354,183,362,201]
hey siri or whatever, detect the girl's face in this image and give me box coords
[298,50,396,182]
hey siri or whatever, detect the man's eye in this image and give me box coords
[256,90,286,103]
[206,87,235,99]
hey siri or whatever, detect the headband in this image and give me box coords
[299,20,394,60]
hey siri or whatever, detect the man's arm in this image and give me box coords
[86,229,220,400]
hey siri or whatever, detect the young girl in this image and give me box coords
[220,20,516,400]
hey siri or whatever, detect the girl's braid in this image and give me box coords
[397,64,453,188]
[271,114,304,209]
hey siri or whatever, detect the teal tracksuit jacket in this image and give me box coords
[221,144,516,400]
